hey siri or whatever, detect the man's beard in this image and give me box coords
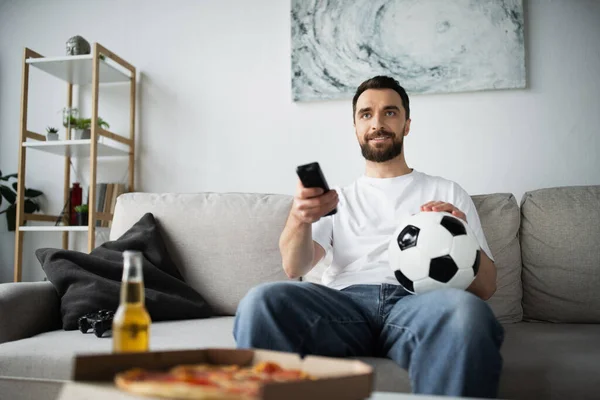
[360,130,403,163]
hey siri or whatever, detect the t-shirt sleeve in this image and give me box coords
[452,183,495,262]
[311,215,333,258]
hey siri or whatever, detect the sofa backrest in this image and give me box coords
[471,194,523,323]
[111,193,295,316]
[520,185,600,323]
[110,186,598,323]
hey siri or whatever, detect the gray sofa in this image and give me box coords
[1,186,599,399]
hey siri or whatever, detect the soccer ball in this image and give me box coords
[388,211,481,294]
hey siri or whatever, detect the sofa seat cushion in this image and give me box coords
[360,322,600,399]
[520,186,600,323]
[2,319,599,399]
[500,322,600,400]
[0,317,236,380]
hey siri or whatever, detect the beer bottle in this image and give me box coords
[112,250,151,353]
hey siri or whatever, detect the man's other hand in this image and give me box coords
[421,201,467,223]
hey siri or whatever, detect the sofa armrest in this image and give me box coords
[0,282,61,344]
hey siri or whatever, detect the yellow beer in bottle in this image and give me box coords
[112,250,151,352]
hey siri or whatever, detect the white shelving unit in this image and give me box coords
[13,43,136,282]
[19,226,110,232]
[26,54,131,85]
[24,138,129,158]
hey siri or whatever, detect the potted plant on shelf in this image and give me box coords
[46,126,59,141]
[74,117,110,140]
[62,107,79,131]
[74,204,89,226]
[0,171,44,231]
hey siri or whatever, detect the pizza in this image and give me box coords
[114,361,315,399]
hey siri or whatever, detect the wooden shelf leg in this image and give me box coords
[87,44,100,253]
[62,83,73,250]
[129,68,136,192]
[13,48,35,282]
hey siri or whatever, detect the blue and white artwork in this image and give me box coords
[291,0,525,101]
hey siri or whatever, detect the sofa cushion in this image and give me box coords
[0,317,236,380]
[37,213,212,330]
[471,193,523,323]
[2,320,599,399]
[500,322,600,400]
[110,193,295,316]
[520,186,600,323]
[363,322,600,399]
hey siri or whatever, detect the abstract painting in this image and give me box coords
[291,0,525,101]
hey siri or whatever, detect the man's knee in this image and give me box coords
[233,281,305,346]
[235,281,306,327]
[427,289,502,340]
[240,282,298,304]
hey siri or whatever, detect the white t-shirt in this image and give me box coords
[311,170,494,290]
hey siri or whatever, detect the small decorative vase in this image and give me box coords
[6,205,16,231]
[46,133,59,141]
[75,129,91,140]
[77,212,88,226]
[62,107,79,129]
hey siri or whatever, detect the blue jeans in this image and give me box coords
[233,282,504,398]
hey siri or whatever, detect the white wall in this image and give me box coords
[1,0,599,283]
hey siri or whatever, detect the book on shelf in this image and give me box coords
[91,183,127,228]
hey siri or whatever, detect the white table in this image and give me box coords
[0,377,475,400]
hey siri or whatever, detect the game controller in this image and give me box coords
[78,309,115,338]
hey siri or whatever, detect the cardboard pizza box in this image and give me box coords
[56,348,374,400]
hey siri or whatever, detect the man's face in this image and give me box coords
[354,88,410,163]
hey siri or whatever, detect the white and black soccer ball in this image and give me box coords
[388,211,481,294]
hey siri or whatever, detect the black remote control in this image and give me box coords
[296,162,337,216]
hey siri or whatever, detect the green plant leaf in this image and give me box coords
[75,204,89,213]
[97,117,110,129]
[24,199,40,213]
[25,188,43,198]
[0,185,16,204]
[0,173,17,181]
[63,115,78,128]
[12,182,18,191]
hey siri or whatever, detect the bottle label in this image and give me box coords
[121,323,149,339]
